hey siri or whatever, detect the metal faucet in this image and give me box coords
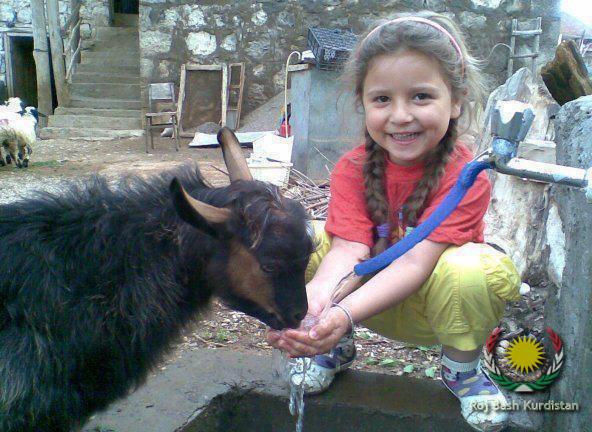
[487,100,592,201]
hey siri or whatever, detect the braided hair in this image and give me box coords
[342,11,486,255]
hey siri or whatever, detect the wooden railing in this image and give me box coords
[63,2,89,82]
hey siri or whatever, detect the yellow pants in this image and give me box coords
[306,221,521,351]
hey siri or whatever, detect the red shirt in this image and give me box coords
[325,143,491,248]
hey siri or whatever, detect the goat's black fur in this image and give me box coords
[0,165,313,431]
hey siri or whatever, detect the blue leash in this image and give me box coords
[353,160,493,276]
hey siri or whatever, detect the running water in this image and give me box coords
[275,271,363,432]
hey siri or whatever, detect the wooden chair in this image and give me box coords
[145,83,179,152]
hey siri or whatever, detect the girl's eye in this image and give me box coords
[375,95,389,103]
[414,93,431,101]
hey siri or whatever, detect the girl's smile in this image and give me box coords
[362,50,462,166]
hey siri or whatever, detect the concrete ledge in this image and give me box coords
[82,349,531,432]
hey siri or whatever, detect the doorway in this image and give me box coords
[4,34,37,107]
[4,33,58,110]
[113,0,138,14]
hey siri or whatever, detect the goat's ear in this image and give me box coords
[217,127,253,183]
[170,178,231,234]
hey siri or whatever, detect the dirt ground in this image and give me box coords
[0,128,545,383]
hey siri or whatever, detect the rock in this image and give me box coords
[141,31,173,54]
[541,40,592,106]
[477,68,560,282]
[186,32,217,56]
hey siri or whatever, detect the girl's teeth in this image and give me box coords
[392,133,418,139]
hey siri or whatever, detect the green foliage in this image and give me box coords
[403,364,415,374]
[356,331,372,340]
[30,160,62,168]
[424,366,438,378]
[379,358,398,367]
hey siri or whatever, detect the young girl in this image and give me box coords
[267,11,521,432]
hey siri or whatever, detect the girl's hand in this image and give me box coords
[266,307,351,357]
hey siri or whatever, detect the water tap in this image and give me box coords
[490,101,535,164]
[489,100,592,202]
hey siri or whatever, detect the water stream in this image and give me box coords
[276,271,363,432]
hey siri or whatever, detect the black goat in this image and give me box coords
[0,128,314,431]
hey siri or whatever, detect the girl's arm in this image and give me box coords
[276,238,449,357]
[305,236,370,316]
[340,239,448,322]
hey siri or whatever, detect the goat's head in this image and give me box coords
[24,106,39,123]
[170,128,314,330]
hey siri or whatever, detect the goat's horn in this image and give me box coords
[171,178,231,224]
[217,127,253,182]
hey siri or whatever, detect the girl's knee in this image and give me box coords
[425,243,521,332]
[305,220,331,283]
[435,243,520,301]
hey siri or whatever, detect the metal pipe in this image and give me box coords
[492,157,588,188]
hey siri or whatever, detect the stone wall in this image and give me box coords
[80,0,110,29]
[0,0,72,99]
[544,95,592,431]
[138,0,561,116]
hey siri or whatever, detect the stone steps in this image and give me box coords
[76,63,139,74]
[95,26,138,39]
[113,13,138,27]
[70,83,141,100]
[44,15,143,141]
[71,72,138,84]
[39,127,144,140]
[81,51,140,61]
[79,56,139,68]
[54,107,141,118]
[67,97,141,110]
[48,114,142,130]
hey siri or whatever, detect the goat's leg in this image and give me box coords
[6,139,21,168]
[17,141,29,168]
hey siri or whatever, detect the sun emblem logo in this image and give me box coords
[483,327,564,392]
[505,336,546,374]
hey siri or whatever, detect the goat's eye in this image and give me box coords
[260,264,275,274]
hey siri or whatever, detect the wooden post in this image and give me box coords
[507,19,517,79]
[46,0,67,106]
[30,0,53,125]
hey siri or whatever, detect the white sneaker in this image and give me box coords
[441,356,509,432]
[290,332,356,395]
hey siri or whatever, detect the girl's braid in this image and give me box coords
[363,130,390,257]
[403,119,458,226]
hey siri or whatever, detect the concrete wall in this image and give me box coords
[544,95,592,431]
[138,0,561,116]
[0,0,72,100]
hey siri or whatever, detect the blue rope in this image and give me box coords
[354,160,493,276]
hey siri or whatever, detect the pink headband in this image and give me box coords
[364,17,465,79]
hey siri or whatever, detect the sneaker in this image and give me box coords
[289,332,356,395]
[441,355,509,432]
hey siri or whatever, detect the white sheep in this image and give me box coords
[0,98,37,168]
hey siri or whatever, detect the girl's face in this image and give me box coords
[362,50,461,166]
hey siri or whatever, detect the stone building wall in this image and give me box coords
[79,0,109,28]
[0,0,72,99]
[139,0,561,115]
